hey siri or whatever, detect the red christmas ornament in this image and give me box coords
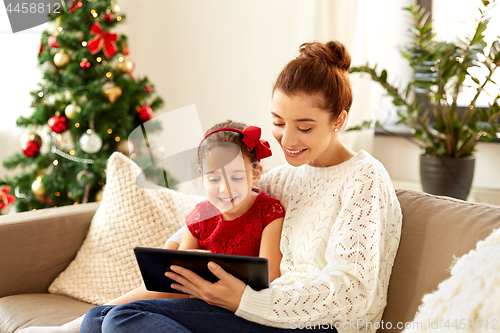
[0,186,16,210]
[137,105,153,122]
[22,141,41,158]
[80,59,91,69]
[145,85,153,93]
[37,196,54,205]
[122,46,131,55]
[104,12,114,22]
[48,115,69,133]
[48,35,60,48]
[20,132,42,158]
[68,0,82,13]
[38,43,44,55]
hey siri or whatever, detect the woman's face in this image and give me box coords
[271,91,340,167]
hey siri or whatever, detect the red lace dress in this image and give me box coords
[185,191,285,256]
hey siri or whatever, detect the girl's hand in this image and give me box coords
[165,262,246,312]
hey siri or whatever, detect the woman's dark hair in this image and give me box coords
[198,120,258,171]
[273,41,353,121]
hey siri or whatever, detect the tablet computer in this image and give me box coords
[134,247,269,294]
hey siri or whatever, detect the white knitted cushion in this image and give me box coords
[48,152,203,305]
[404,227,500,333]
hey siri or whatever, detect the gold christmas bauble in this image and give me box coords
[104,86,122,103]
[31,176,46,197]
[95,189,104,202]
[116,59,133,73]
[54,51,70,68]
[111,3,120,13]
[20,132,42,146]
[64,102,81,119]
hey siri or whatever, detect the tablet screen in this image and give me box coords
[134,247,269,294]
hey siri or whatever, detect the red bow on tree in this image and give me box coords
[88,22,118,59]
[200,126,272,161]
[0,186,16,210]
[241,126,272,160]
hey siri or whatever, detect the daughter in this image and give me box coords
[179,120,285,276]
[21,120,285,333]
[140,120,284,283]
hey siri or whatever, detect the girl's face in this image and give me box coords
[201,150,261,220]
[271,91,344,167]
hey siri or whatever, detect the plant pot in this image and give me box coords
[419,154,476,201]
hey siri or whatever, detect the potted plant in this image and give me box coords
[350,0,500,200]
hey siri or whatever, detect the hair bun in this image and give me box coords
[299,41,351,71]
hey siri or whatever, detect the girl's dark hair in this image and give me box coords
[198,120,258,170]
[273,41,353,121]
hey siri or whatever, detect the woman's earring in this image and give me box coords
[334,128,339,132]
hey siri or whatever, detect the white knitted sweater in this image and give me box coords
[235,150,402,333]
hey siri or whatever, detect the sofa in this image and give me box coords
[1,189,500,333]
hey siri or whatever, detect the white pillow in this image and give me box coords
[48,152,203,305]
[404,227,500,333]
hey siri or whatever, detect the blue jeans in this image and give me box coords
[80,298,338,332]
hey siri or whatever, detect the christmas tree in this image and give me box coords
[0,0,165,214]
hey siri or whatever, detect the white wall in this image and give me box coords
[374,136,500,190]
[114,0,309,169]
[0,12,47,179]
[107,0,415,166]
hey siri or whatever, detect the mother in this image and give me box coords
[82,40,402,333]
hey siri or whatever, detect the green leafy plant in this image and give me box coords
[350,0,500,157]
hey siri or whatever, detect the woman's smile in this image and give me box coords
[284,147,308,157]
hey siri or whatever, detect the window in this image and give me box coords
[421,0,500,107]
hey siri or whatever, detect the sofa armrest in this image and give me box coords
[0,202,99,298]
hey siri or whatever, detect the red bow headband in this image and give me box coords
[198,126,272,161]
